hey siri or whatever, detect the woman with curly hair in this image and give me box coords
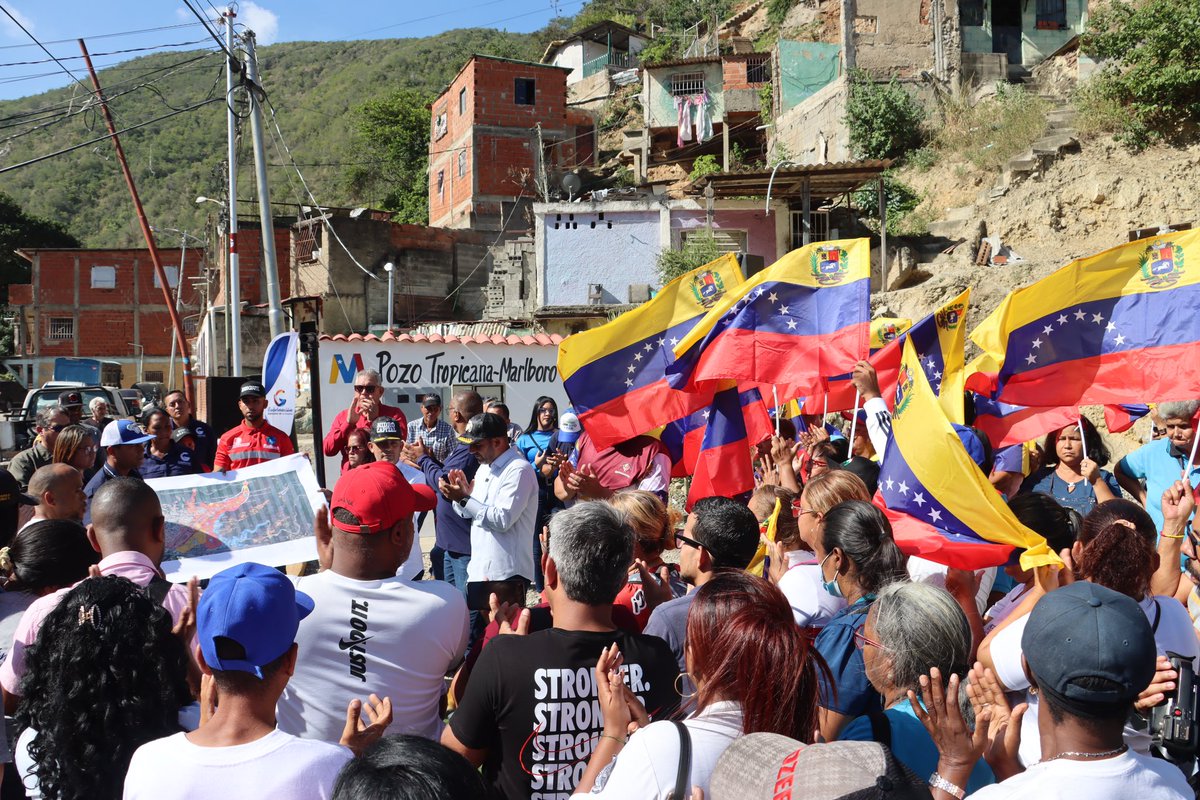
[15,575,193,800]
[608,490,687,630]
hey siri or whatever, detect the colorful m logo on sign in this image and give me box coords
[329,353,364,384]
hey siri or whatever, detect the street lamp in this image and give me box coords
[195,196,225,207]
[383,262,395,331]
[127,343,144,383]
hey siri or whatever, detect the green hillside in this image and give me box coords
[0,28,540,248]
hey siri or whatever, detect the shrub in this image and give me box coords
[689,154,722,181]
[767,0,795,26]
[657,230,723,284]
[851,173,923,237]
[845,69,926,160]
[1082,0,1200,149]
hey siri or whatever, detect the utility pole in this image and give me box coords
[77,40,195,408]
[224,7,243,375]
[243,31,286,338]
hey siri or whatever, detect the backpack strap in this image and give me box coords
[145,576,174,606]
[669,720,692,800]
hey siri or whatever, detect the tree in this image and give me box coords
[0,192,79,290]
[657,230,723,284]
[345,89,434,223]
[845,70,925,160]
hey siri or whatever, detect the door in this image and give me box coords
[991,0,1023,65]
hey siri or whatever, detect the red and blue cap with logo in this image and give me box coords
[198,562,314,678]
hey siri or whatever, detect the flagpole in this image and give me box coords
[847,389,861,461]
[1187,422,1200,480]
[1077,417,1088,462]
[773,386,780,436]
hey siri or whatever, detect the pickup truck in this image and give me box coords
[13,384,133,450]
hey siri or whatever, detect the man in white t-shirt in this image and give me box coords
[277,461,470,742]
[367,415,426,581]
[124,562,365,800]
[932,582,1191,800]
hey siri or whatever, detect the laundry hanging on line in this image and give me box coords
[674,91,714,148]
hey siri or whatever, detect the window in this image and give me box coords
[960,0,984,26]
[1036,0,1067,29]
[681,229,747,254]
[144,370,164,383]
[457,150,467,178]
[294,222,322,264]
[153,266,179,289]
[434,109,448,140]
[47,317,74,340]
[90,265,116,289]
[746,55,771,85]
[436,170,445,199]
[670,72,706,96]
[458,87,467,115]
[514,78,536,105]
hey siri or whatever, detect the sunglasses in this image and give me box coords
[853,629,883,651]
[347,444,369,451]
[354,384,380,394]
[675,532,705,550]
[47,423,68,432]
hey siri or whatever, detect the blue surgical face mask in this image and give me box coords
[819,550,843,599]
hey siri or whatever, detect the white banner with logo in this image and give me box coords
[263,332,300,434]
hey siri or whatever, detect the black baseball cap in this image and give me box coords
[371,416,403,442]
[0,469,37,508]
[171,426,196,443]
[458,413,509,444]
[422,394,442,408]
[239,381,267,398]
[57,390,83,408]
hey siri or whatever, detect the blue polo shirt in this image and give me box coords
[140,441,201,480]
[1116,439,1200,532]
[83,465,142,524]
[418,442,479,555]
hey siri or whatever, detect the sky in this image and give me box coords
[0,0,582,101]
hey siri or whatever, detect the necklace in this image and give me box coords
[1043,744,1127,762]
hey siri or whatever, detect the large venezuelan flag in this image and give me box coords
[684,385,772,509]
[804,289,972,424]
[668,239,871,402]
[968,230,1200,406]
[661,386,772,479]
[558,254,745,449]
[876,338,1061,571]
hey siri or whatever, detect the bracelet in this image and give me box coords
[928,772,966,800]
[1162,531,1186,539]
[599,734,626,747]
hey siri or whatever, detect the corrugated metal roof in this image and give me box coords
[642,55,722,69]
[319,331,562,345]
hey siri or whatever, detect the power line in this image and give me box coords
[0,39,213,67]
[356,0,512,35]
[0,22,205,50]
[0,97,223,175]
[0,4,97,97]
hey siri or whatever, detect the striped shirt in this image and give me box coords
[214,421,295,472]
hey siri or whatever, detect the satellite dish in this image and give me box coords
[561,172,582,201]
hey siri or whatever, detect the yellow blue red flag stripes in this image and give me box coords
[876,338,1061,571]
[967,229,1200,407]
[557,254,745,449]
[667,239,871,402]
[803,289,972,424]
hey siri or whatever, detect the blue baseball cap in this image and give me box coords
[951,423,986,468]
[198,562,314,678]
[1022,581,1156,712]
[100,419,154,448]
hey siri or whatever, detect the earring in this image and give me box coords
[674,672,698,699]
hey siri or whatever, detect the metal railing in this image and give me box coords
[582,50,639,78]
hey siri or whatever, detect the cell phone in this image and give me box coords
[554,440,575,455]
[466,579,527,612]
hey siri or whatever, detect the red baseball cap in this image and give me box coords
[330,461,437,534]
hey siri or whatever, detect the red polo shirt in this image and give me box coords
[214,421,296,472]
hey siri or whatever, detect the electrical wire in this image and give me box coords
[0,3,97,97]
[0,97,223,175]
[0,22,205,50]
[0,39,213,67]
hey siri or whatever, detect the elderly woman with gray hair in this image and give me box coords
[1115,399,1200,535]
[839,581,996,792]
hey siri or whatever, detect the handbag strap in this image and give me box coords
[669,720,692,800]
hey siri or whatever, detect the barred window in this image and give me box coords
[671,72,705,96]
[746,55,771,84]
[47,317,74,340]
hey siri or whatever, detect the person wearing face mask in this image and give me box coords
[809,500,909,742]
[1021,419,1120,516]
[1115,399,1200,533]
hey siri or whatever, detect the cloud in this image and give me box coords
[0,5,34,40]
[239,2,279,45]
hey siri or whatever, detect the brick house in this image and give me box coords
[428,55,593,231]
[7,247,204,387]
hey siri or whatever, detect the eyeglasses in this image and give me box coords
[1153,427,1168,437]
[675,532,705,550]
[791,502,817,517]
[853,629,883,651]
[47,423,68,432]
[354,384,380,394]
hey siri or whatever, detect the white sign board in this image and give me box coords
[318,339,567,485]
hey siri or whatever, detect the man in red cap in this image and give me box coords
[276,461,469,744]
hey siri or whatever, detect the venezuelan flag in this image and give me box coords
[558,254,745,449]
[970,392,1079,449]
[871,316,913,351]
[667,239,871,402]
[968,229,1200,407]
[1104,403,1152,434]
[662,385,772,479]
[684,384,772,509]
[804,289,972,424]
[876,338,1061,571]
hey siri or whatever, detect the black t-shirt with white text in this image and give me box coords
[449,627,680,800]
